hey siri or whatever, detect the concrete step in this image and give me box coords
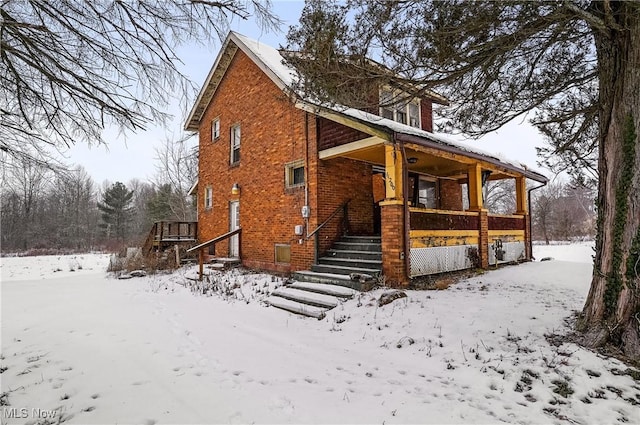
[271,287,339,309]
[311,263,381,277]
[291,271,363,291]
[333,242,382,252]
[325,249,382,261]
[318,257,383,270]
[286,281,357,299]
[341,235,381,243]
[265,297,328,320]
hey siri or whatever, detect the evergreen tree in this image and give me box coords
[287,1,640,358]
[98,182,134,245]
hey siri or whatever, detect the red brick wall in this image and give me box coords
[315,157,375,254]
[381,202,408,286]
[439,179,463,210]
[197,49,317,272]
[317,117,370,151]
[420,99,433,132]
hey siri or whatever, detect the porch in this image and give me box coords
[317,127,546,285]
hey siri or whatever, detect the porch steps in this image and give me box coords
[311,235,382,278]
[266,281,357,319]
[291,270,364,291]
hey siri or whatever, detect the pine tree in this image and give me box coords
[98,182,134,245]
[287,0,640,359]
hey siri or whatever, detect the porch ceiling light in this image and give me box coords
[231,183,240,195]
[407,157,419,164]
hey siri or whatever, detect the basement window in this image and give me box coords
[275,244,291,264]
[285,160,305,189]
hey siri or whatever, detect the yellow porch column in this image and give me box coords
[384,144,404,201]
[515,176,528,214]
[467,163,483,211]
[381,143,408,286]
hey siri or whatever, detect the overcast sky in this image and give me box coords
[62,0,547,185]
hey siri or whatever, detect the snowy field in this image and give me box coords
[1,243,639,424]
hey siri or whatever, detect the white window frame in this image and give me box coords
[285,160,305,189]
[212,117,220,141]
[204,186,213,210]
[379,88,421,129]
[230,124,241,164]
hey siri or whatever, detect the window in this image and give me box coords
[408,174,437,209]
[379,89,421,129]
[275,244,291,264]
[285,160,305,188]
[409,103,420,128]
[230,124,241,164]
[212,118,220,141]
[204,186,213,210]
[418,178,437,209]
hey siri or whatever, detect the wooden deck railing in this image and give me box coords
[142,221,198,254]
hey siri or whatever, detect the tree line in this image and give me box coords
[0,140,196,254]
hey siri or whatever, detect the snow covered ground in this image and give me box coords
[1,243,639,424]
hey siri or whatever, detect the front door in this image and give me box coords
[229,201,240,257]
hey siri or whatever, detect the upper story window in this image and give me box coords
[379,89,421,129]
[204,186,213,210]
[230,124,241,165]
[212,118,220,141]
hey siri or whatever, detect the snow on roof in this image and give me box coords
[189,32,547,182]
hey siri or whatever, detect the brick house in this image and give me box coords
[184,32,547,286]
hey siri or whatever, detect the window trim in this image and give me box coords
[212,117,220,141]
[204,186,213,210]
[379,88,421,129]
[230,123,241,165]
[274,244,291,264]
[285,159,305,189]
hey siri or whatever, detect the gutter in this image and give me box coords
[527,181,547,261]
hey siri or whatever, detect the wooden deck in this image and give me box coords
[143,221,198,254]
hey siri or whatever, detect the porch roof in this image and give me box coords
[310,105,548,183]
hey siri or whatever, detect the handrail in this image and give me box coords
[306,199,350,264]
[187,227,241,253]
[306,199,351,239]
[189,227,242,281]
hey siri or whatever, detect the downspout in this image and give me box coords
[527,181,547,261]
[304,112,310,224]
[398,134,411,282]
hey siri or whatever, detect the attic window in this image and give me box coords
[379,89,421,129]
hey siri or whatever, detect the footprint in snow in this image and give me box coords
[304,377,317,384]
[231,370,243,376]
[90,393,100,399]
